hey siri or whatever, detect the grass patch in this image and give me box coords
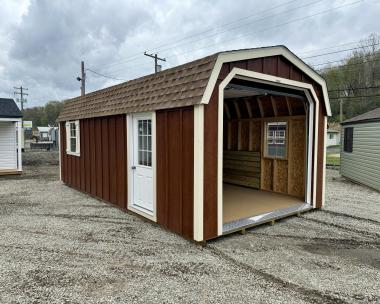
[326,153,340,166]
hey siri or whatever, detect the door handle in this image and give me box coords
[131,166,136,170]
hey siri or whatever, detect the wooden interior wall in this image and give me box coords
[156,107,194,239]
[223,96,306,198]
[60,115,127,210]
[203,54,326,240]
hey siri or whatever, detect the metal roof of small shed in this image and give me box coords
[341,107,380,125]
[58,46,330,122]
[0,98,22,118]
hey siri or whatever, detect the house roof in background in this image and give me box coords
[0,98,22,118]
[37,127,51,132]
[58,45,330,122]
[341,107,380,125]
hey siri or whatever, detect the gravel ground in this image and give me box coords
[0,151,379,303]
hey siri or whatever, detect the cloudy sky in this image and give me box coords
[0,0,378,108]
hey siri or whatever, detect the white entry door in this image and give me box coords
[131,115,154,213]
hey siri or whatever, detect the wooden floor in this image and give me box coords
[223,184,304,223]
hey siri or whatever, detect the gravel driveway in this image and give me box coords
[0,151,379,303]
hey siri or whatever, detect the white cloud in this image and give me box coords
[0,0,378,107]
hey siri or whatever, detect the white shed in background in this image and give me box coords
[326,129,340,147]
[0,98,23,175]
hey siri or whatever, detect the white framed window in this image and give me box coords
[137,119,152,167]
[65,120,80,156]
[265,121,287,159]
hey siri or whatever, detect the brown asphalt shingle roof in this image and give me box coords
[341,107,380,125]
[58,54,218,121]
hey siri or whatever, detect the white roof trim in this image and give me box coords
[200,46,331,116]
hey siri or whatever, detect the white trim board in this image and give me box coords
[201,46,331,116]
[193,104,204,242]
[216,68,321,236]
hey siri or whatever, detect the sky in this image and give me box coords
[0,0,378,108]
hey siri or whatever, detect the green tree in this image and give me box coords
[23,100,64,129]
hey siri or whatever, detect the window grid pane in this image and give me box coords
[266,122,287,159]
[69,122,77,153]
[137,119,152,166]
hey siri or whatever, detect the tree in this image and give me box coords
[22,100,64,129]
[321,33,380,122]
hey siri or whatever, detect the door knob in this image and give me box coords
[131,166,136,170]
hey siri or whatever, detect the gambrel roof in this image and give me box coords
[58,46,331,121]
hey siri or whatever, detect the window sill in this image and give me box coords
[66,151,80,157]
[263,156,288,161]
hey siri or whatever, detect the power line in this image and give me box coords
[297,39,366,56]
[162,0,362,61]
[87,0,304,71]
[302,42,380,60]
[315,58,380,72]
[86,68,126,81]
[153,0,326,56]
[328,85,380,92]
[313,56,380,68]
[329,94,380,99]
[95,0,362,78]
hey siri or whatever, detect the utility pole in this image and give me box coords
[144,52,166,73]
[76,61,86,96]
[14,86,28,128]
[339,99,343,122]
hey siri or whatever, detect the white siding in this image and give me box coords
[0,122,17,170]
[341,122,380,191]
[326,131,340,147]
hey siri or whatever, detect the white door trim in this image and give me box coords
[217,68,321,236]
[126,112,157,222]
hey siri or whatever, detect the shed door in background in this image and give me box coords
[131,115,154,213]
[0,122,17,170]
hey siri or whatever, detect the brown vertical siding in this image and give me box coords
[156,107,194,239]
[204,55,327,240]
[203,84,219,240]
[60,115,127,210]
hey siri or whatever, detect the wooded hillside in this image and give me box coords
[320,34,380,122]
[22,101,63,128]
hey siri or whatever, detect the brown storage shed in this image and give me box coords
[58,46,331,242]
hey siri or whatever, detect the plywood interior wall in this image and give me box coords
[223,95,307,198]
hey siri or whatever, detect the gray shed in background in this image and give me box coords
[340,107,380,192]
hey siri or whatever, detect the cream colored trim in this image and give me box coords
[201,46,331,116]
[217,68,320,235]
[322,116,327,207]
[66,120,80,157]
[58,124,61,181]
[127,112,157,222]
[16,120,22,172]
[193,104,204,241]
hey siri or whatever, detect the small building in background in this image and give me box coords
[326,129,340,147]
[37,126,51,141]
[0,98,23,175]
[340,107,380,192]
[326,122,341,147]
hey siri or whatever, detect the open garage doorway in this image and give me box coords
[221,77,313,233]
